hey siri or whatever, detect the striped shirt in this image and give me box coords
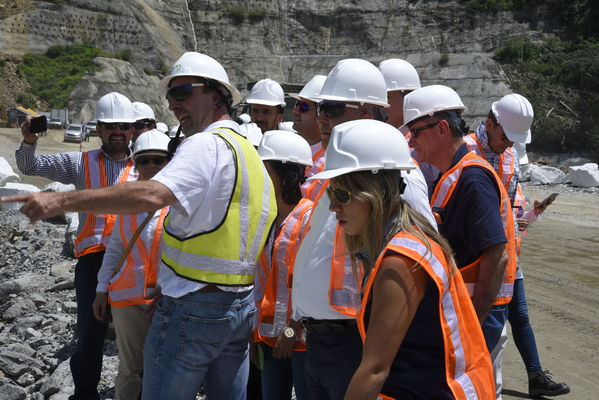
[16,142,133,234]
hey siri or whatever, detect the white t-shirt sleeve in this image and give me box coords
[401,166,438,230]
[96,217,125,293]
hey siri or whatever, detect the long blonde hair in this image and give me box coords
[332,170,456,283]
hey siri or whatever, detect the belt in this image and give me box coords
[301,318,357,334]
[199,284,225,293]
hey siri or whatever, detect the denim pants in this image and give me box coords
[508,278,542,372]
[260,344,308,400]
[141,289,255,400]
[482,304,509,353]
[304,325,363,400]
[69,252,108,400]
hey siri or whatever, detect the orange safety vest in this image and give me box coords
[256,198,313,349]
[357,231,495,400]
[430,151,517,305]
[108,208,168,307]
[301,145,327,202]
[74,150,134,257]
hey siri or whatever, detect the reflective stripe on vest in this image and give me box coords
[161,128,278,286]
[74,150,134,257]
[257,198,313,349]
[330,224,361,316]
[357,232,495,400]
[108,208,168,307]
[430,152,517,305]
[301,146,327,201]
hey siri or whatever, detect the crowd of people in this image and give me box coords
[2,51,571,400]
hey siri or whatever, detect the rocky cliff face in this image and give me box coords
[0,0,546,125]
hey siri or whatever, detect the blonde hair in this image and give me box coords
[332,170,456,284]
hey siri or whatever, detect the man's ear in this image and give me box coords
[485,117,493,131]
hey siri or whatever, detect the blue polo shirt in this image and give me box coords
[435,143,507,269]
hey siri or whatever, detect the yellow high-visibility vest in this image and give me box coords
[161,128,277,286]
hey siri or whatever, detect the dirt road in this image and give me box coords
[1,127,598,399]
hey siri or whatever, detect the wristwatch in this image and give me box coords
[283,326,296,339]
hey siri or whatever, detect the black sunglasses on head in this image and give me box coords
[317,101,360,119]
[166,83,205,102]
[327,186,352,205]
[101,122,132,130]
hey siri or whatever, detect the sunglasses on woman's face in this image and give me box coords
[135,156,168,166]
[327,186,352,205]
[165,83,205,102]
[317,101,360,119]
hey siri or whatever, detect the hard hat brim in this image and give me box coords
[260,156,313,167]
[315,94,390,108]
[246,99,286,107]
[309,163,416,180]
[133,149,170,159]
[504,128,530,144]
[288,93,322,103]
[97,117,137,123]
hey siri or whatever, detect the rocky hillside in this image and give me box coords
[0,0,550,126]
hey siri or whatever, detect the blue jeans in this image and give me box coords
[261,344,308,400]
[508,278,542,372]
[141,289,256,400]
[482,304,508,352]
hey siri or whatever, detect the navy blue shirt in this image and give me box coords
[435,143,507,269]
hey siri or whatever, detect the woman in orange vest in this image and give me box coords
[92,130,171,400]
[309,120,494,400]
[254,130,315,400]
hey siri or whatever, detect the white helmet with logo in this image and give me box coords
[159,52,242,106]
[317,59,389,107]
[289,75,327,103]
[258,130,313,167]
[399,85,467,134]
[310,120,414,180]
[492,93,534,143]
[95,92,136,123]
[246,79,286,107]
[132,102,155,121]
[133,129,171,159]
[378,59,421,92]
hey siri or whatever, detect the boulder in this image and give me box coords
[40,359,73,397]
[0,183,40,210]
[50,260,74,279]
[0,157,20,186]
[520,164,565,185]
[0,382,27,400]
[564,163,599,188]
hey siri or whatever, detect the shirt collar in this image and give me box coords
[204,119,241,134]
[310,141,323,157]
[475,121,500,157]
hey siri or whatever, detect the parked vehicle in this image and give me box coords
[49,118,63,129]
[63,124,87,143]
[85,120,98,136]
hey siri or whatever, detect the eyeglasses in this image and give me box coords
[327,186,352,205]
[133,121,153,130]
[295,101,311,113]
[317,101,360,118]
[409,120,441,138]
[101,122,132,130]
[135,156,168,166]
[166,83,205,102]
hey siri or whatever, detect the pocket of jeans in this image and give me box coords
[175,313,232,368]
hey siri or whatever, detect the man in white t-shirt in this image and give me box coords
[5,52,277,400]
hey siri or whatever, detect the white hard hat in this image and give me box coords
[246,79,286,107]
[317,59,389,107]
[278,121,297,133]
[132,129,171,159]
[155,122,168,133]
[95,92,136,123]
[310,120,415,180]
[159,52,242,106]
[238,123,264,147]
[399,85,467,134]
[132,102,155,121]
[378,59,421,92]
[492,93,534,144]
[238,113,251,124]
[289,75,327,103]
[513,142,529,165]
[258,130,313,167]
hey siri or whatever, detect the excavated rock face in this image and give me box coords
[1,0,546,125]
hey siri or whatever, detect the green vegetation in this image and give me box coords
[226,6,245,25]
[115,49,133,62]
[20,44,118,109]
[16,93,36,109]
[248,8,267,23]
[439,53,449,67]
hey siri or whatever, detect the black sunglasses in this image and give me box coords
[327,186,352,205]
[135,156,169,166]
[101,122,132,130]
[317,101,360,119]
[166,83,205,102]
[295,101,311,113]
[409,120,441,138]
[133,121,153,130]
